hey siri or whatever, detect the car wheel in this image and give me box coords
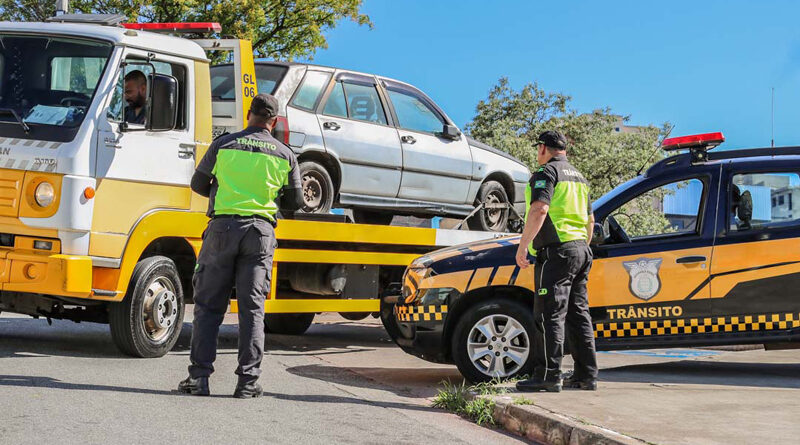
[467,180,510,232]
[352,209,394,225]
[109,256,185,358]
[264,312,315,335]
[299,161,334,213]
[451,298,534,383]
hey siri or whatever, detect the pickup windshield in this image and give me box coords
[0,34,112,133]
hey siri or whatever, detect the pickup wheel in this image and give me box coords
[264,312,315,335]
[468,180,510,232]
[109,256,185,358]
[300,161,334,213]
[451,298,534,383]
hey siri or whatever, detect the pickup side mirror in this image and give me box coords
[591,222,605,245]
[146,73,179,132]
[439,123,461,140]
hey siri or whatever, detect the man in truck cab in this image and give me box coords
[514,130,598,392]
[123,70,147,124]
[178,93,304,398]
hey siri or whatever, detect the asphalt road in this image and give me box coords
[0,310,526,445]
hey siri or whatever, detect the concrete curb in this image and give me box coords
[484,395,647,445]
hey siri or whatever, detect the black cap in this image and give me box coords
[250,93,279,118]
[537,130,567,150]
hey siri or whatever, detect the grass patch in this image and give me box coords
[512,395,534,405]
[432,379,516,426]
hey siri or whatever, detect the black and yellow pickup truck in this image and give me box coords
[383,132,800,382]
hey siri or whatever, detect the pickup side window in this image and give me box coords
[386,88,444,134]
[321,81,388,125]
[730,172,800,231]
[605,178,705,243]
[322,81,347,118]
[108,58,187,130]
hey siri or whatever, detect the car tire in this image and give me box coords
[352,209,394,225]
[451,298,534,383]
[467,180,510,232]
[264,312,315,335]
[109,256,185,358]
[299,161,334,213]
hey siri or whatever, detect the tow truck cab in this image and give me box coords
[388,132,800,382]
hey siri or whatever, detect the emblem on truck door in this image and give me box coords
[623,258,662,301]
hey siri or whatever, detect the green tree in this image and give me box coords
[466,77,674,235]
[0,0,371,61]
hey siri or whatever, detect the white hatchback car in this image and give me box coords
[210,62,529,232]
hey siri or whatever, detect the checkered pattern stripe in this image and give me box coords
[594,312,800,338]
[395,304,448,322]
[0,138,61,150]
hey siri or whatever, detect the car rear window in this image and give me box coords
[290,70,332,111]
[210,64,287,100]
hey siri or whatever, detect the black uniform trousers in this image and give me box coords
[532,240,598,381]
[189,216,276,384]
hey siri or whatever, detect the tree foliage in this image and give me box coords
[466,77,674,235]
[0,0,371,61]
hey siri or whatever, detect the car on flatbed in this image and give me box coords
[210,62,530,232]
[383,132,800,382]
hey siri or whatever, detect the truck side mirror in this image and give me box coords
[591,222,605,245]
[439,124,461,140]
[146,73,179,132]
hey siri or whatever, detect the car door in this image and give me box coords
[382,81,472,204]
[316,73,401,198]
[589,173,717,340]
[709,168,800,329]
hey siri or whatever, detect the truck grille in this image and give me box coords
[0,170,24,217]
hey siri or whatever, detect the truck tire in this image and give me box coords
[467,180,510,232]
[264,312,315,335]
[451,298,534,383]
[300,161,334,213]
[352,209,394,225]
[109,256,184,358]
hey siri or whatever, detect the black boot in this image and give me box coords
[562,371,598,391]
[515,376,562,392]
[178,376,210,396]
[233,381,263,399]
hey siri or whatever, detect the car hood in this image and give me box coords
[466,137,527,167]
[411,235,520,275]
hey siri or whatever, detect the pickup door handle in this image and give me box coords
[401,135,416,144]
[676,256,707,264]
[323,121,340,131]
[178,143,196,159]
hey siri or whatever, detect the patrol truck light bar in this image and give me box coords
[661,132,725,151]
[122,22,222,33]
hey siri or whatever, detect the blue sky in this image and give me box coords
[298,0,800,150]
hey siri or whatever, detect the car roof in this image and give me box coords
[646,146,800,178]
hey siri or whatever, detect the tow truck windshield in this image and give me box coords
[0,34,112,137]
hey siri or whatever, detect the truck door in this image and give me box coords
[382,81,472,204]
[316,73,402,198]
[589,173,717,339]
[709,169,800,328]
[93,51,195,250]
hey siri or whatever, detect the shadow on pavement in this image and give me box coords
[286,363,463,399]
[0,375,175,396]
[601,360,800,389]
[262,390,437,413]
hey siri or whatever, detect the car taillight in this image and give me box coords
[272,116,290,145]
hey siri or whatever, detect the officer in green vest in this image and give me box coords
[514,130,598,392]
[178,94,303,398]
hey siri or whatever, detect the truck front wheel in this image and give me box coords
[109,256,185,358]
[451,298,534,382]
[264,313,315,335]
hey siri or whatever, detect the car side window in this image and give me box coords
[606,178,704,242]
[342,82,387,125]
[322,81,347,118]
[108,58,187,129]
[730,172,800,232]
[290,70,331,110]
[387,88,444,134]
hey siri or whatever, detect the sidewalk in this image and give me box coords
[482,348,800,445]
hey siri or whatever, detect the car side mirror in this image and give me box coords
[146,73,179,132]
[591,222,605,245]
[439,124,461,140]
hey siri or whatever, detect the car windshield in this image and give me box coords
[0,34,112,131]
[592,175,646,212]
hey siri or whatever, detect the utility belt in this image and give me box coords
[212,213,277,228]
[535,239,587,261]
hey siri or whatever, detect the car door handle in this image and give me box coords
[401,135,416,144]
[178,143,196,159]
[323,121,340,131]
[103,136,121,149]
[676,256,707,264]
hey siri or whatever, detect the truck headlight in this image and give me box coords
[34,182,55,207]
